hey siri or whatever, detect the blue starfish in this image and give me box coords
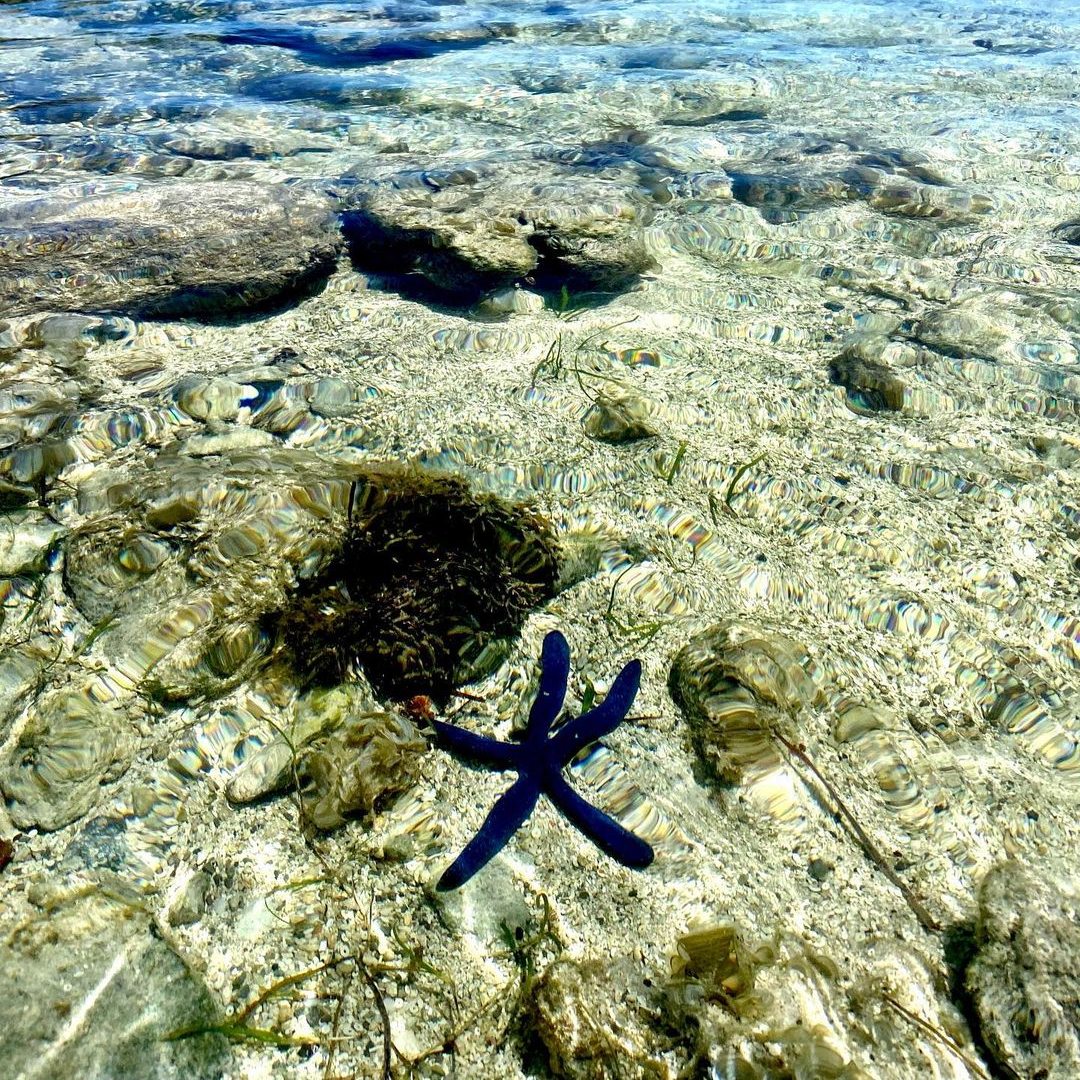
[432,630,655,890]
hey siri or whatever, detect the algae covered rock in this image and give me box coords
[967,860,1080,1079]
[669,620,822,785]
[297,708,426,830]
[226,684,425,830]
[0,690,134,832]
[582,393,657,444]
[524,182,657,295]
[0,889,228,1079]
[529,956,672,1079]
[0,180,341,318]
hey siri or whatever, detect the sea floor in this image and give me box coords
[1,1,1079,1077]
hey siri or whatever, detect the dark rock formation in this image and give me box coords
[0,181,341,318]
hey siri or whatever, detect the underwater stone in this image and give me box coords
[1053,221,1080,245]
[225,740,296,806]
[0,652,45,738]
[306,376,357,417]
[64,453,370,703]
[476,286,546,315]
[526,194,656,294]
[168,870,212,927]
[671,654,780,785]
[0,890,227,1079]
[341,166,656,302]
[173,377,250,422]
[341,183,538,298]
[529,957,671,1079]
[143,619,271,703]
[967,860,1080,1079]
[669,622,823,828]
[297,710,426,831]
[728,169,862,219]
[0,690,134,832]
[429,857,531,942]
[0,181,341,318]
[28,313,130,352]
[828,350,910,414]
[226,683,424,826]
[0,438,77,492]
[581,393,657,443]
[913,306,1007,361]
[671,621,823,717]
[867,181,994,221]
[181,428,277,456]
[0,511,63,575]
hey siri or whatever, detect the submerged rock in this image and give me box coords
[967,860,1080,1079]
[0,181,341,318]
[670,621,823,785]
[0,510,64,575]
[168,870,212,927]
[0,690,134,832]
[0,889,227,1079]
[529,957,672,1079]
[342,180,537,299]
[340,165,655,302]
[582,393,657,443]
[524,181,657,294]
[728,169,864,220]
[828,350,911,415]
[476,286,545,315]
[1053,220,1080,245]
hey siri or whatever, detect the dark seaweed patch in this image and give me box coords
[272,467,560,701]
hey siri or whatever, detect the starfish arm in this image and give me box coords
[524,630,571,746]
[548,658,642,764]
[437,775,541,891]
[431,719,519,769]
[544,771,654,870]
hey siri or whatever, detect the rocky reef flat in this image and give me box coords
[1,1,1079,1077]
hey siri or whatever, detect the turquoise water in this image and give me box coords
[2,2,1080,1078]
[5,0,1080,193]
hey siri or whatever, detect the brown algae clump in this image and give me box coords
[298,708,427,830]
[225,685,427,831]
[669,924,773,1019]
[273,466,560,700]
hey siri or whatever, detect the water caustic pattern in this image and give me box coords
[2,0,1080,1077]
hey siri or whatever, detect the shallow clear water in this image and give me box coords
[2,2,1080,1078]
